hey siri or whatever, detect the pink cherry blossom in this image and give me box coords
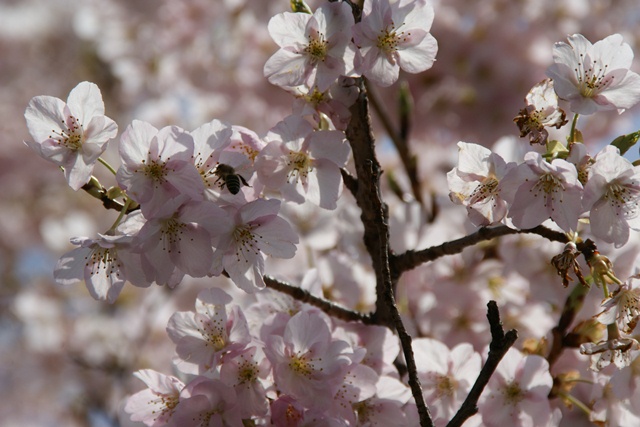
[478,348,560,427]
[210,198,298,292]
[503,151,584,232]
[263,311,353,409]
[582,145,640,247]
[413,338,481,422]
[264,2,356,91]
[171,377,242,427]
[590,372,640,425]
[166,288,252,374]
[125,369,185,427]
[353,0,438,87]
[447,141,516,226]
[116,120,205,216]
[219,346,271,418]
[353,376,413,427]
[54,232,147,304]
[256,115,350,210]
[190,119,257,201]
[289,77,360,131]
[24,81,118,190]
[546,33,640,115]
[134,196,228,282]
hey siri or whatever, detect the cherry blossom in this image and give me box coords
[447,141,516,226]
[582,145,640,247]
[413,338,481,422]
[219,346,271,418]
[289,77,360,131]
[353,376,412,427]
[256,115,350,210]
[589,372,640,426]
[210,198,298,292]
[513,79,567,145]
[263,311,353,410]
[353,0,438,87]
[171,377,242,427]
[125,369,185,427]
[134,196,228,282]
[166,288,252,374]
[546,33,640,115]
[502,151,584,232]
[24,81,118,190]
[116,120,204,216]
[264,2,356,91]
[54,232,147,303]
[478,348,560,427]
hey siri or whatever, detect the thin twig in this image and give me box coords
[447,301,518,427]
[391,225,569,277]
[263,275,373,324]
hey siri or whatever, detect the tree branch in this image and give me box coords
[345,78,434,427]
[447,301,518,427]
[263,275,374,324]
[391,225,569,278]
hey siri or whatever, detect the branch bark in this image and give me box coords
[447,301,518,427]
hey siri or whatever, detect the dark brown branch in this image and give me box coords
[447,301,518,427]
[340,168,358,197]
[391,225,569,278]
[263,275,373,324]
[346,79,434,427]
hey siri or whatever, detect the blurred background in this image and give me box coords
[2,0,640,425]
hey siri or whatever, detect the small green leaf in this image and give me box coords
[610,130,640,155]
[290,0,312,13]
[545,139,570,160]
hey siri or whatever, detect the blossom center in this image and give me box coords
[197,316,227,352]
[289,353,313,377]
[49,115,84,150]
[575,54,614,98]
[503,381,524,405]
[86,246,121,280]
[532,172,564,197]
[304,32,328,62]
[435,374,458,398]
[141,159,169,183]
[229,142,260,162]
[286,151,313,183]
[468,176,499,204]
[604,182,640,216]
[161,218,187,249]
[232,225,260,261]
[150,393,179,423]
[237,360,258,384]
[305,87,327,106]
[377,23,410,55]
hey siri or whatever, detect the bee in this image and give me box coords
[212,163,250,195]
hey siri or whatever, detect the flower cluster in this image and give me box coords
[125,288,410,426]
[448,34,640,249]
[27,95,308,296]
[265,0,438,91]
